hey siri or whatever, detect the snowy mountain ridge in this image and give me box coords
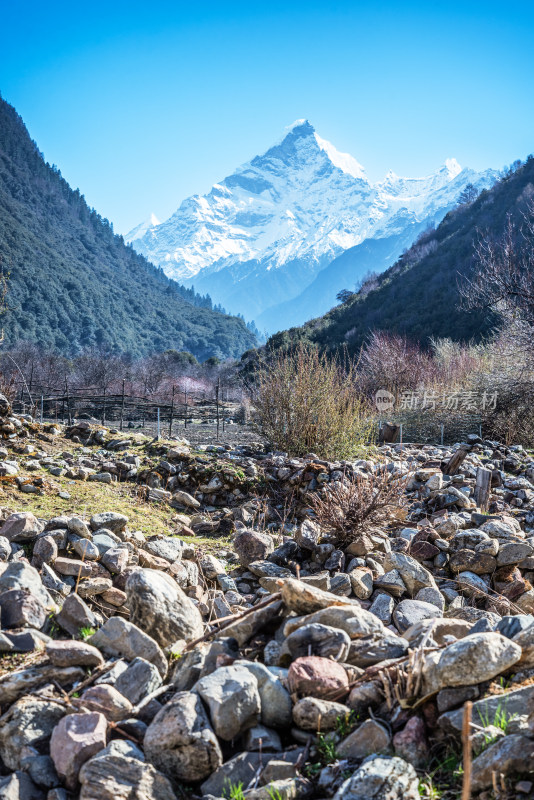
[127,121,498,331]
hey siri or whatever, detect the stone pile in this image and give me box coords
[0,409,533,796]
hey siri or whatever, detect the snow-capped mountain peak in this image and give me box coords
[127,122,498,331]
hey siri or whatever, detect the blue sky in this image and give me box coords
[1,0,533,234]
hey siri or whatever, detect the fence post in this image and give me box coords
[40,395,44,425]
[184,390,188,429]
[399,423,403,452]
[222,385,225,434]
[169,386,175,438]
[440,424,444,446]
[102,388,106,427]
[216,379,220,441]
[157,407,160,439]
[120,379,125,432]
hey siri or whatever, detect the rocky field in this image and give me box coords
[0,396,533,799]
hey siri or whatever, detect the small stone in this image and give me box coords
[337,719,391,759]
[80,684,133,721]
[79,752,176,800]
[293,697,351,731]
[56,593,97,637]
[393,599,443,634]
[46,640,104,668]
[115,658,162,705]
[234,530,274,567]
[285,623,350,662]
[89,512,128,533]
[54,557,92,577]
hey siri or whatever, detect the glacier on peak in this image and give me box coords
[127,122,498,332]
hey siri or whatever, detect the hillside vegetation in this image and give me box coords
[0,97,257,360]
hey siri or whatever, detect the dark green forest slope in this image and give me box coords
[0,97,257,360]
[267,156,534,354]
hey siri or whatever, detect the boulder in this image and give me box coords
[89,617,167,677]
[50,712,107,789]
[79,752,176,800]
[333,755,419,800]
[126,568,203,648]
[195,664,261,740]
[144,691,222,782]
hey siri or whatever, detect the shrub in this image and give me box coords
[310,466,409,549]
[253,344,376,460]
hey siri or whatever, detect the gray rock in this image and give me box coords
[144,690,222,782]
[79,752,176,800]
[0,537,11,561]
[383,552,437,595]
[392,600,443,634]
[439,685,534,732]
[144,537,183,563]
[201,752,263,797]
[0,562,54,611]
[0,588,47,629]
[32,535,58,567]
[284,604,385,641]
[497,541,533,565]
[471,734,534,790]
[337,719,391,760]
[279,579,360,616]
[424,633,522,695]
[234,530,274,567]
[195,664,260,740]
[89,617,167,677]
[369,593,395,624]
[126,568,203,648]
[45,640,104,668]
[115,658,162,705]
[0,512,43,543]
[234,660,292,728]
[0,772,44,800]
[285,623,350,662]
[243,724,281,751]
[100,547,129,574]
[20,754,59,790]
[89,512,128,533]
[0,664,84,705]
[72,538,100,561]
[293,696,350,731]
[0,697,65,770]
[333,755,419,800]
[347,634,408,667]
[55,593,97,637]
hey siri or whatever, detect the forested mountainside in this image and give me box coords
[0,97,257,360]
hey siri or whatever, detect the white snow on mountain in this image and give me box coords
[127,121,498,330]
[125,212,160,243]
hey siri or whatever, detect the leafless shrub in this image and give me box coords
[253,343,376,460]
[310,466,409,549]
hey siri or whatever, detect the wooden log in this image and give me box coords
[474,466,492,512]
[443,445,470,475]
